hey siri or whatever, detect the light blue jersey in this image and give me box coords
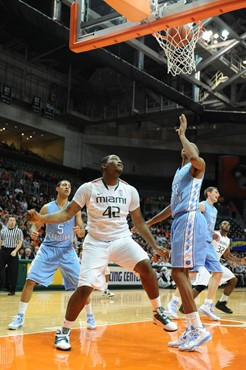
[27,200,80,289]
[171,163,203,217]
[170,163,207,268]
[43,201,75,248]
[194,200,222,273]
[200,200,218,243]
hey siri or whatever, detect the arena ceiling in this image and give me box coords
[0,0,245,132]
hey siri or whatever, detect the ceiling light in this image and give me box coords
[221,29,229,39]
[29,135,32,138]
[243,60,246,65]
[214,40,218,44]
[2,128,5,130]
[213,33,219,39]
[21,133,24,136]
[202,30,213,42]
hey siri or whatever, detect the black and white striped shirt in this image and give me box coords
[0,227,23,249]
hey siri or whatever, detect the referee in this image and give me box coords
[0,215,23,295]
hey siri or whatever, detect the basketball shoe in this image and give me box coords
[168,327,190,347]
[199,302,220,320]
[178,325,211,352]
[8,313,24,330]
[87,314,97,330]
[54,328,71,351]
[215,300,233,314]
[153,306,178,332]
[102,289,115,298]
[165,299,179,319]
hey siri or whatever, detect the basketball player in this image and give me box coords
[144,114,211,351]
[8,180,96,331]
[193,220,246,314]
[167,187,223,321]
[27,155,177,351]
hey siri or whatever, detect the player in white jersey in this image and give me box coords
[27,154,177,351]
[192,220,246,314]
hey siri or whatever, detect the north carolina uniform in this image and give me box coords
[196,201,222,273]
[73,178,148,290]
[170,163,207,268]
[194,231,234,286]
[27,201,80,290]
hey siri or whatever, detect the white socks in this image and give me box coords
[63,319,74,330]
[150,297,162,310]
[186,311,203,329]
[85,303,93,315]
[18,302,28,315]
[219,294,229,302]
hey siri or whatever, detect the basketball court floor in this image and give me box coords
[0,288,245,369]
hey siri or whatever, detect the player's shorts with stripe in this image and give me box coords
[171,210,207,268]
[193,265,235,286]
[27,245,80,290]
[78,234,149,290]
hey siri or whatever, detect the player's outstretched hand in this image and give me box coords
[176,114,187,136]
[73,225,82,236]
[30,230,39,241]
[154,246,170,261]
[26,209,42,223]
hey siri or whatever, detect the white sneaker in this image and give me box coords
[8,313,24,330]
[166,299,179,319]
[102,289,115,298]
[168,328,190,347]
[179,326,211,352]
[153,306,178,332]
[86,314,96,330]
[54,329,71,351]
[199,303,220,321]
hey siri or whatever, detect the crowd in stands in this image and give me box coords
[0,150,246,290]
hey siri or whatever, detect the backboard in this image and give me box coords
[69,0,246,53]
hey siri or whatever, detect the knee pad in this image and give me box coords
[194,284,206,293]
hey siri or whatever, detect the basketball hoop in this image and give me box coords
[153,21,203,76]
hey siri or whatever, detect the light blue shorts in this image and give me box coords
[171,210,207,268]
[193,242,223,273]
[27,245,80,290]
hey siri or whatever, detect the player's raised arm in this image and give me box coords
[27,201,81,224]
[176,114,205,174]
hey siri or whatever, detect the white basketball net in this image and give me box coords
[153,22,203,76]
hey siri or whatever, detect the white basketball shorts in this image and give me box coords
[78,234,149,290]
[193,265,235,287]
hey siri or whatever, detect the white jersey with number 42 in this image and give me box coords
[212,231,230,260]
[73,178,140,241]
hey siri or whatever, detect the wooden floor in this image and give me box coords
[0,288,245,369]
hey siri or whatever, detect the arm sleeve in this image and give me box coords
[73,182,91,208]
[129,186,140,212]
